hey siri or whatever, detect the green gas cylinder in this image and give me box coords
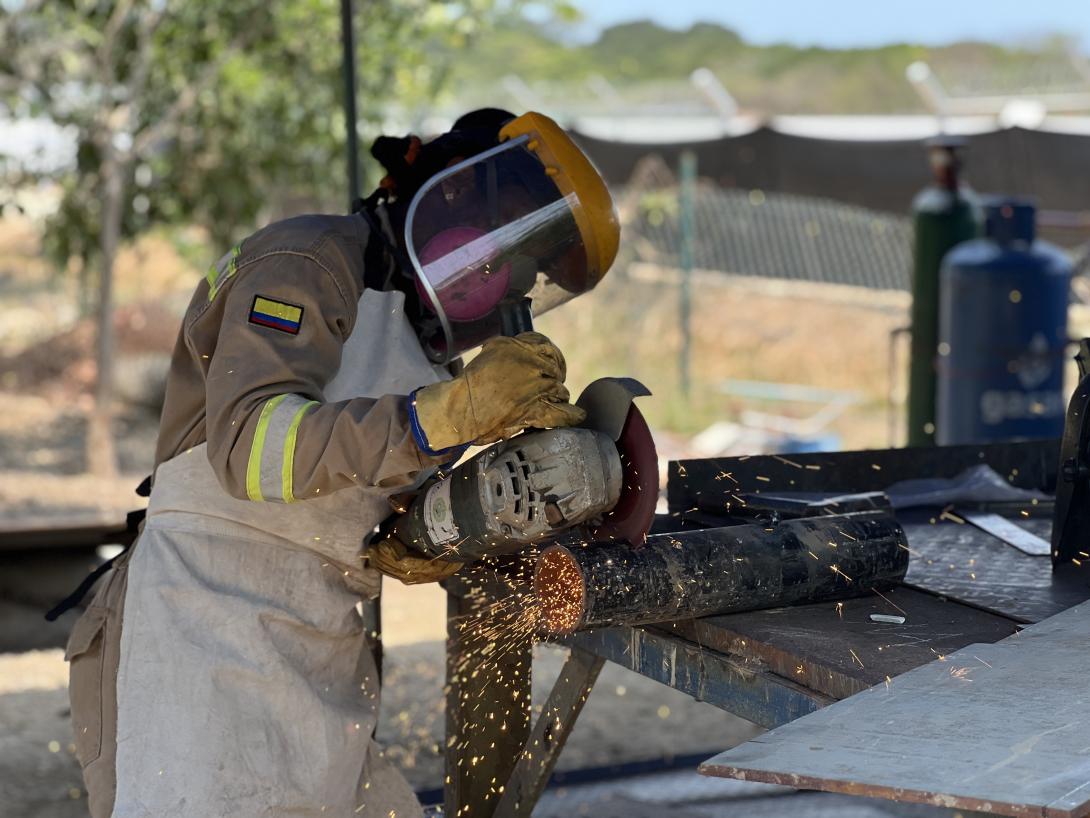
[906,136,982,446]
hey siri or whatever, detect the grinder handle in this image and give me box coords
[499,297,534,337]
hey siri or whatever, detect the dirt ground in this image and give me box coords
[0,590,762,817]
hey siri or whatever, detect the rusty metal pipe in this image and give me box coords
[535,512,910,634]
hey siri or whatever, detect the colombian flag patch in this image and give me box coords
[249,295,304,335]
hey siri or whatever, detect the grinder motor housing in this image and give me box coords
[385,378,658,563]
[389,427,623,562]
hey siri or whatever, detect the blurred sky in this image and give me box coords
[568,0,1090,49]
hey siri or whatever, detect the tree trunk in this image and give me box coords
[87,152,125,477]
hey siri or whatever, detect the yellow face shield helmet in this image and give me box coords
[403,112,620,363]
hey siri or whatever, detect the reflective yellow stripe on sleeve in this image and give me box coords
[246,394,318,503]
[281,400,318,503]
[246,394,289,501]
[207,244,242,302]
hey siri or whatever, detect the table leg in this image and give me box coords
[444,586,533,817]
[495,647,604,818]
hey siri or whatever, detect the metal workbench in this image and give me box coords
[442,438,1090,818]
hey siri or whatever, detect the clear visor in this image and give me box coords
[404,136,594,362]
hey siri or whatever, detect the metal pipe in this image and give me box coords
[678,150,697,397]
[340,0,360,210]
[535,512,910,634]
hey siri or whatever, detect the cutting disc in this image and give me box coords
[582,398,658,545]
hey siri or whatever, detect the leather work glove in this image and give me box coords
[409,331,586,453]
[368,535,463,585]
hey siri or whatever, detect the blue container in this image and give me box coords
[935,198,1071,445]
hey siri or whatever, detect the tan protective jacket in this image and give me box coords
[154,210,450,502]
[67,213,450,817]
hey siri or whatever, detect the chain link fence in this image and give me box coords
[616,155,913,292]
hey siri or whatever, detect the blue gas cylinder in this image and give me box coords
[935,198,1071,445]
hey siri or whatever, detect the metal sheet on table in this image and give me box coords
[667,441,1059,513]
[667,587,1019,700]
[902,514,1090,623]
[700,599,1090,818]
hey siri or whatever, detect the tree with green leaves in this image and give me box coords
[0,0,536,474]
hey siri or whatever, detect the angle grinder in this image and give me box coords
[384,377,659,563]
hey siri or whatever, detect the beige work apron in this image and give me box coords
[70,289,446,818]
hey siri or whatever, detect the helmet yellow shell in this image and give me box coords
[499,111,620,286]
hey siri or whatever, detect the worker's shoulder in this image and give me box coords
[189,214,371,320]
[241,213,370,270]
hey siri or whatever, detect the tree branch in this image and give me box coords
[95,0,138,79]
[130,22,258,157]
[0,7,96,116]
[128,5,169,105]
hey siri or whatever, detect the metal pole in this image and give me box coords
[340,0,360,211]
[340,0,380,687]
[678,151,697,397]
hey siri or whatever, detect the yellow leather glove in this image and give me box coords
[368,535,463,585]
[409,331,586,453]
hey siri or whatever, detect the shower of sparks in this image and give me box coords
[870,587,907,616]
[441,549,549,807]
[771,456,803,469]
[537,548,588,634]
[830,564,853,582]
[435,500,915,802]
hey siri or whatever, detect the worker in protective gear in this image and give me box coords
[63,108,619,818]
